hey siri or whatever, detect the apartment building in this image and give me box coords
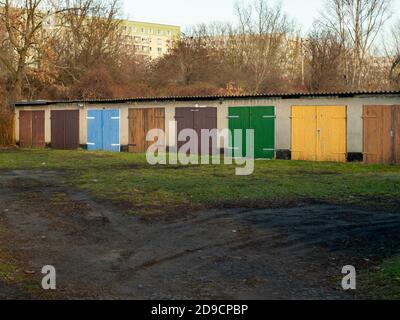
[40,11,181,59]
[119,20,181,59]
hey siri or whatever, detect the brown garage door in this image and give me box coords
[51,110,80,150]
[175,107,218,155]
[128,108,165,153]
[363,105,400,164]
[395,106,400,164]
[19,111,45,148]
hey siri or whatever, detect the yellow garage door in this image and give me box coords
[291,106,317,161]
[292,106,347,162]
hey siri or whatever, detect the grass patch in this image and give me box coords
[0,262,19,282]
[1,149,400,215]
[358,256,400,299]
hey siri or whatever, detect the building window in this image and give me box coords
[157,48,162,54]
[141,27,145,33]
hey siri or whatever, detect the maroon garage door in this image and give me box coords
[19,110,45,148]
[51,110,80,149]
[175,107,218,155]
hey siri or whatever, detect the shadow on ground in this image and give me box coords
[1,170,400,299]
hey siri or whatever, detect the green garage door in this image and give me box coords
[228,106,275,159]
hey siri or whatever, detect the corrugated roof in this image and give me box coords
[15,89,400,107]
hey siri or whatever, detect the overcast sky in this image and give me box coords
[121,0,400,33]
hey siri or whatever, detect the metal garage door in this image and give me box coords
[51,110,80,150]
[292,106,347,162]
[228,106,275,159]
[175,107,217,155]
[87,109,120,152]
[128,108,165,153]
[19,111,45,148]
[363,105,400,164]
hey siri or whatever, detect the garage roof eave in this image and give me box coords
[14,90,400,107]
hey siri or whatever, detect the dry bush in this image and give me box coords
[68,66,117,100]
[0,109,15,146]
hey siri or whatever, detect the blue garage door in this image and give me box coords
[87,109,120,152]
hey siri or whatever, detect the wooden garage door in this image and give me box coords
[228,107,275,159]
[395,106,400,164]
[128,108,165,153]
[317,106,347,162]
[175,107,217,155]
[292,106,347,162]
[19,111,45,148]
[51,110,80,150]
[364,105,400,164]
[291,107,317,161]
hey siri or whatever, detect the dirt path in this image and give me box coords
[1,170,400,299]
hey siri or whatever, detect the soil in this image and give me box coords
[1,169,400,300]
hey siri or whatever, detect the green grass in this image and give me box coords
[358,256,400,299]
[1,149,400,214]
[1,149,400,299]
[0,262,18,282]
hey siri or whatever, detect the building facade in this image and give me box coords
[119,20,181,59]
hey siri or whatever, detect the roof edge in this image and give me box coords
[15,90,400,107]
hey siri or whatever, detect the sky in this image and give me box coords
[121,0,400,34]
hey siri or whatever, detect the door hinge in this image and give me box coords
[390,130,394,137]
[227,116,240,119]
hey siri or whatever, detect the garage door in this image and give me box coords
[363,105,400,164]
[228,106,275,159]
[128,108,165,153]
[175,107,217,155]
[19,111,45,148]
[87,109,120,152]
[51,110,80,150]
[292,106,347,162]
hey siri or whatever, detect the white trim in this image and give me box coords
[87,142,95,146]
[111,117,120,120]
[86,117,95,120]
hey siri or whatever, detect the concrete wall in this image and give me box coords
[15,94,400,154]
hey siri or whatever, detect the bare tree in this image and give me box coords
[319,0,392,89]
[51,0,122,82]
[0,0,50,109]
[229,0,298,92]
[304,26,346,91]
[389,20,400,87]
